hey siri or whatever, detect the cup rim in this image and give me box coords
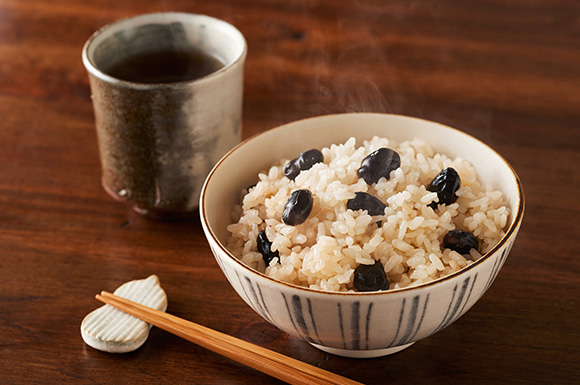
[81,12,247,88]
[200,112,526,297]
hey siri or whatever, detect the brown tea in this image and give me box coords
[105,47,225,84]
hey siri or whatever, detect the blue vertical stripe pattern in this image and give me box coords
[456,274,478,321]
[408,294,430,342]
[291,295,315,343]
[214,251,233,284]
[484,247,510,292]
[397,296,420,346]
[388,298,406,347]
[351,302,361,349]
[234,270,262,317]
[306,299,322,344]
[435,277,471,333]
[281,293,300,338]
[337,303,347,349]
[244,277,275,325]
[218,246,512,353]
[364,303,374,350]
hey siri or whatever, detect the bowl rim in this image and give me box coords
[200,112,525,296]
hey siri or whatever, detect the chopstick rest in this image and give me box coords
[81,275,167,353]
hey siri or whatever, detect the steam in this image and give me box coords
[296,2,410,116]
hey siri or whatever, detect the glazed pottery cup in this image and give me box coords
[200,113,525,358]
[82,12,246,219]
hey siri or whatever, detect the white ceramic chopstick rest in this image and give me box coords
[81,275,168,353]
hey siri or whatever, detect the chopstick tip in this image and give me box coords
[95,291,110,302]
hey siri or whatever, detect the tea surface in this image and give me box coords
[105,48,225,83]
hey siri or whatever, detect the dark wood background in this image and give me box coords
[1,0,579,384]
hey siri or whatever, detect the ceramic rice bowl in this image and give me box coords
[200,113,524,358]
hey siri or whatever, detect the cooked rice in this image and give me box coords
[226,137,509,292]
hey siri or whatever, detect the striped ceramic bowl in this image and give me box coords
[200,113,524,358]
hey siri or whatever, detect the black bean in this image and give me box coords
[346,192,386,216]
[427,167,461,207]
[299,149,324,169]
[443,229,479,255]
[284,149,324,180]
[257,230,279,265]
[284,161,301,181]
[357,148,401,185]
[353,261,389,292]
[282,189,313,226]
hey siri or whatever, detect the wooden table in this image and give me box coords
[1,0,578,383]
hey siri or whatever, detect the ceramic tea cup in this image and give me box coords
[83,12,246,219]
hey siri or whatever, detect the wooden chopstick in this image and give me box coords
[96,291,364,385]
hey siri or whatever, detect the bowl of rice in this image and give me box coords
[200,113,524,358]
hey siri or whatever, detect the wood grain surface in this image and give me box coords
[1,0,579,384]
